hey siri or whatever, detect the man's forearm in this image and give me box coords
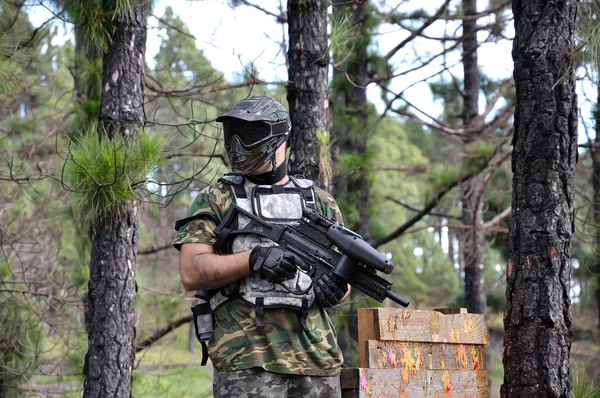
[185,250,252,291]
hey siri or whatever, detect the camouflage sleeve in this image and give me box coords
[314,187,344,225]
[173,182,232,250]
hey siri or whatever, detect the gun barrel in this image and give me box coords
[326,226,394,274]
[387,290,410,307]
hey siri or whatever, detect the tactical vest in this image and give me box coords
[189,175,318,365]
[209,175,318,323]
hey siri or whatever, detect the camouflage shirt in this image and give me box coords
[174,180,344,376]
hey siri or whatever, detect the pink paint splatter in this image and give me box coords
[432,332,440,342]
[440,337,448,353]
[387,349,394,363]
[360,369,368,390]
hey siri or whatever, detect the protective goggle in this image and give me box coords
[222,120,288,150]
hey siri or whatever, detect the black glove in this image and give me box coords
[314,272,349,307]
[249,246,298,283]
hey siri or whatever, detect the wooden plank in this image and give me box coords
[358,307,380,368]
[365,340,486,371]
[358,308,488,349]
[340,368,489,398]
[433,307,468,315]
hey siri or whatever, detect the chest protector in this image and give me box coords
[208,175,318,325]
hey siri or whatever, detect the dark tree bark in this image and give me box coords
[287,0,330,187]
[460,0,487,315]
[502,1,578,396]
[83,2,147,397]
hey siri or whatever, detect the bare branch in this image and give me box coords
[135,315,194,352]
[384,0,452,61]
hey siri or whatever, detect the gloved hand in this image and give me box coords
[314,272,349,307]
[249,246,298,283]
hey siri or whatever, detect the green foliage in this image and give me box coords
[329,10,357,65]
[57,0,139,56]
[573,367,600,398]
[575,1,600,70]
[62,126,165,224]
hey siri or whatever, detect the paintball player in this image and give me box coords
[174,96,350,397]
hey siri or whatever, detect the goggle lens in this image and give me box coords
[223,121,272,149]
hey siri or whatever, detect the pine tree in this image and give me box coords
[460,0,487,315]
[84,1,148,395]
[286,0,330,187]
[502,1,578,395]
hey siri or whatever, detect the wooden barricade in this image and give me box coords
[340,307,489,397]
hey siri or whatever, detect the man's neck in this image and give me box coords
[245,159,289,185]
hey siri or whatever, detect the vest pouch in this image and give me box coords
[248,270,312,295]
[191,291,213,342]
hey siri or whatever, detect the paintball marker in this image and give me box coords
[214,204,409,307]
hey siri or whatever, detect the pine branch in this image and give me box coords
[384,0,452,61]
[138,244,172,255]
[372,167,487,248]
[135,315,194,353]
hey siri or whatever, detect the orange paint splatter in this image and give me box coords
[430,311,440,335]
[471,345,481,370]
[550,246,558,257]
[463,316,474,337]
[400,345,416,370]
[388,315,397,340]
[442,371,454,395]
[483,332,489,345]
[449,328,459,343]
[401,369,410,385]
[402,309,410,326]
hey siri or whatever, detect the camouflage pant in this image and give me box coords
[213,368,341,398]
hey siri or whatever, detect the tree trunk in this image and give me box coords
[331,0,370,242]
[83,2,147,397]
[460,0,487,315]
[287,0,330,188]
[330,0,370,367]
[594,83,600,330]
[502,1,578,396]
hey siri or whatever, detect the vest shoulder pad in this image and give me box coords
[218,174,244,186]
[290,175,314,189]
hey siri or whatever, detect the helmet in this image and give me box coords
[216,97,291,174]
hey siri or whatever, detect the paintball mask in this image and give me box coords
[217,97,291,175]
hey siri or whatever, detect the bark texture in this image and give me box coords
[287,0,329,186]
[460,0,487,315]
[83,2,147,397]
[502,1,578,396]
